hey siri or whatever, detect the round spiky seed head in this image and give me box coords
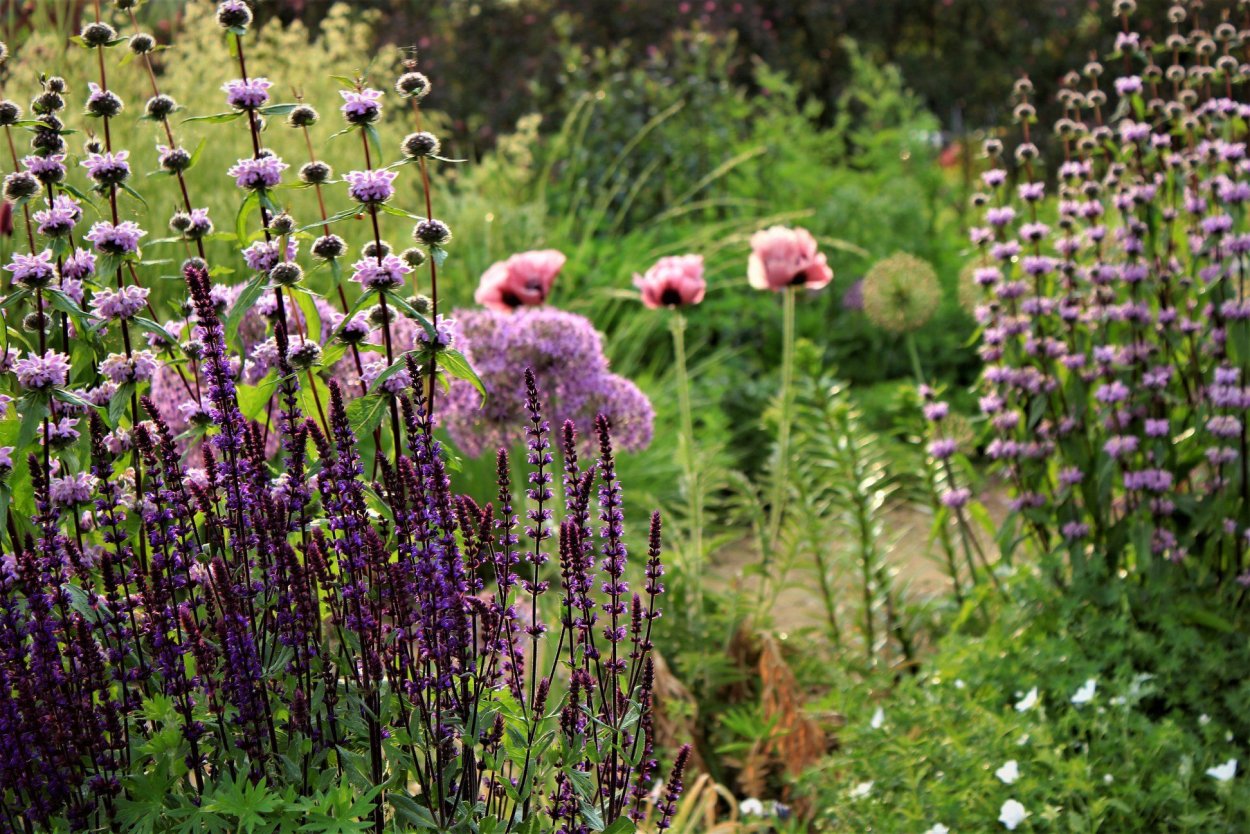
[401,131,440,159]
[1012,77,1034,98]
[32,91,64,114]
[287,104,319,128]
[299,161,331,185]
[269,262,303,287]
[861,252,941,334]
[367,304,394,327]
[81,22,117,48]
[312,233,346,260]
[32,127,65,155]
[983,138,1003,157]
[1167,3,1186,22]
[84,138,104,154]
[400,247,426,268]
[181,340,205,361]
[395,71,430,99]
[145,94,176,120]
[159,146,191,173]
[0,100,20,126]
[413,218,450,246]
[169,212,193,233]
[270,212,297,236]
[115,0,139,9]
[129,33,155,54]
[362,239,391,259]
[46,76,67,94]
[3,171,39,202]
[289,340,322,370]
[1112,0,1136,15]
[408,293,432,315]
[216,1,253,31]
[1083,61,1103,78]
[1014,142,1039,162]
[86,90,124,119]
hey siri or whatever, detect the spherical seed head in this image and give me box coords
[115,0,139,9]
[409,293,432,315]
[32,128,65,155]
[861,252,941,334]
[3,171,39,202]
[216,0,253,31]
[23,311,49,333]
[46,77,67,94]
[0,100,20,126]
[270,212,297,236]
[298,160,331,184]
[1014,142,1039,163]
[181,339,204,360]
[288,104,319,128]
[32,91,64,114]
[401,131,440,159]
[400,247,426,268]
[86,90,124,119]
[983,138,1003,157]
[81,22,117,48]
[159,146,191,172]
[169,212,193,233]
[129,33,155,54]
[84,138,104,154]
[183,256,208,273]
[1112,0,1135,15]
[362,239,391,259]
[395,71,430,99]
[289,340,321,370]
[413,218,450,246]
[366,304,393,327]
[145,94,177,120]
[311,233,346,260]
[269,261,303,287]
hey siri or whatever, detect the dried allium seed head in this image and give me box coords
[3,171,39,202]
[401,131,440,159]
[362,239,391,259]
[216,0,253,31]
[299,161,331,184]
[861,252,941,334]
[312,233,346,260]
[80,22,117,48]
[145,94,177,120]
[0,100,20,126]
[287,104,319,128]
[413,218,451,246]
[270,212,297,236]
[129,33,155,54]
[395,71,430,99]
[269,262,303,287]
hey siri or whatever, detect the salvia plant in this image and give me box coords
[971,0,1250,589]
[0,2,687,831]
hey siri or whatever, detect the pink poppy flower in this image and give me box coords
[747,226,833,291]
[634,254,706,309]
[474,249,566,312]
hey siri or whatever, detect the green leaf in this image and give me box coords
[346,393,387,438]
[182,111,244,125]
[366,351,414,396]
[236,372,280,423]
[235,189,260,248]
[289,288,323,344]
[131,316,177,346]
[383,294,435,336]
[388,794,438,831]
[604,817,636,834]
[17,393,49,451]
[436,348,484,399]
[119,182,150,209]
[109,382,136,427]
[259,103,300,116]
[225,272,268,343]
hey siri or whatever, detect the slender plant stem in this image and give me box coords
[670,311,704,615]
[765,287,797,554]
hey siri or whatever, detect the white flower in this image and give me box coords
[1071,678,1097,705]
[1103,774,1114,785]
[849,780,874,799]
[954,679,966,689]
[924,825,950,834]
[1016,733,1030,746]
[1014,687,1038,712]
[870,707,885,729]
[998,799,1029,830]
[995,760,1020,785]
[1207,759,1238,782]
[739,798,765,817]
[1199,714,1211,726]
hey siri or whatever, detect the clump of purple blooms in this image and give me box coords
[971,0,1250,585]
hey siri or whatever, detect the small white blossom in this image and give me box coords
[954,679,966,689]
[998,799,1029,830]
[1207,759,1238,782]
[1199,714,1212,726]
[849,781,874,800]
[1014,687,1038,712]
[1071,678,1097,705]
[870,707,885,729]
[739,798,765,817]
[995,760,1020,785]
[923,825,950,834]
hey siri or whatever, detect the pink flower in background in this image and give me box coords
[747,226,833,291]
[635,254,706,309]
[474,249,566,312]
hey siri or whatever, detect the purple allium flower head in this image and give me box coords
[14,350,71,389]
[32,194,80,237]
[85,220,146,255]
[81,150,130,185]
[22,153,65,184]
[5,249,57,287]
[62,249,95,281]
[350,253,410,291]
[49,472,97,505]
[344,168,397,204]
[940,488,972,508]
[99,351,158,384]
[91,285,149,320]
[339,88,383,124]
[227,154,287,190]
[222,77,271,110]
[243,237,298,273]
